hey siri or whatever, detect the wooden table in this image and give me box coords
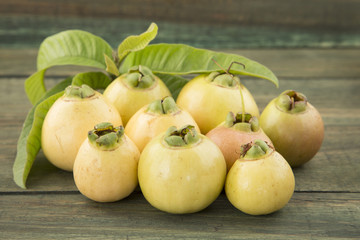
[1,1,360,239]
[1,48,359,239]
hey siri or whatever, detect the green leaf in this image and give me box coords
[71,72,112,89]
[120,43,279,87]
[156,74,189,100]
[24,69,47,105]
[117,22,158,63]
[25,30,113,105]
[13,77,72,189]
[37,30,113,70]
[104,54,120,76]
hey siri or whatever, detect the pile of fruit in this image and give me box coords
[13,23,324,216]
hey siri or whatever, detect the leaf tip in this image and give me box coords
[12,168,27,189]
[15,179,27,189]
[273,76,280,88]
[149,22,159,32]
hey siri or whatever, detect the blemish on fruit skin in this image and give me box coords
[54,133,64,154]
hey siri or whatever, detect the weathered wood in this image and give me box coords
[1,15,359,49]
[1,48,360,79]
[2,123,359,192]
[1,0,359,49]
[1,75,359,192]
[1,47,360,239]
[1,0,359,30]
[0,192,359,239]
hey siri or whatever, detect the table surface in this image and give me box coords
[1,1,360,237]
[1,47,359,239]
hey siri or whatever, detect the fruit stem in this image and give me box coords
[210,59,246,120]
[291,97,295,110]
[88,122,124,151]
[238,81,246,122]
[209,59,236,87]
[224,61,247,122]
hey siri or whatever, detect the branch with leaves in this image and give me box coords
[13,22,278,189]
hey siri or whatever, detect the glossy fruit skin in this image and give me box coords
[41,92,122,171]
[73,135,140,202]
[103,74,171,125]
[206,126,272,172]
[138,134,226,214]
[176,74,259,134]
[225,151,295,215]
[125,106,200,152]
[260,99,324,167]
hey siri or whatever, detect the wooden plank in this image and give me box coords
[0,192,359,239]
[1,15,359,49]
[3,123,359,192]
[1,0,359,31]
[1,77,359,192]
[1,48,360,79]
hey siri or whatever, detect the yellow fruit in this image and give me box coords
[138,125,226,214]
[177,73,259,134]
[125,96,200,152]
[73,123,140,202]
[225,140,295,215]
[41,85,122,171]
[103,66,171,125]
[260,90,324,167]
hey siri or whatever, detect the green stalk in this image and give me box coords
[236,77,246,122]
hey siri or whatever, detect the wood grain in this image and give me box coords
[1,0,359,49]
[1,15,359,49]
[1,48,359,239]
[0,193,359,239]
[1,73,359,192]
[1,48,360,79]
[1,0,359,30]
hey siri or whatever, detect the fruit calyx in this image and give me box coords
[124,65,156,89]
[146,96,180,115]
[65,84,95,99]
[88,122,125,151]
[224,112,260,132]
[163,125,200,147]
[207,71,240,88]
[240,140,273,160]
[207,61,246,88]
[276,90,308,113]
